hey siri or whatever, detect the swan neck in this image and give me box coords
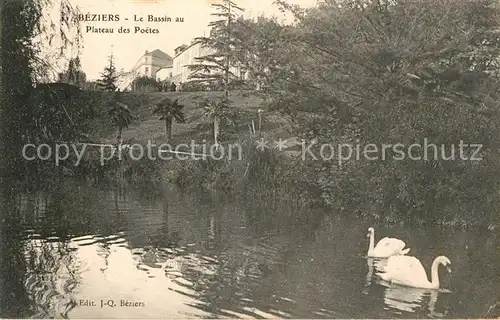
[369,231,374,252]
[430,258,441,288]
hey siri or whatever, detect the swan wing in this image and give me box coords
[388,255,425,273]
[378,256,428,285]
[373,237,408,257]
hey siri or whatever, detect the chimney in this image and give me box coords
[145,50,148,55]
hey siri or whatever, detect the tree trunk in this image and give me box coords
[224,1,231,100]
[213,116,219,147]
[117,127,122,145]
[258,113,262,137]
[165,117,172,142]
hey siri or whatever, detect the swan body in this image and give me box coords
[376,255,451,289]
[367,227,411,258]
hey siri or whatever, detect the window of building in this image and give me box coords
[145,67,149,75]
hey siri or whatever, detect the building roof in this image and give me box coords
[145,49,173,61]
[174,44,188,52]
[173,40,203,59]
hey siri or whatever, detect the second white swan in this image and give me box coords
[376,255,451,289]
[367,227,411,258]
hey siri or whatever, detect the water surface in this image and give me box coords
[1,181,499,318]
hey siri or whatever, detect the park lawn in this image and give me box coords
[109,90,295,147]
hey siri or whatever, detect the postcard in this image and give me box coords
[0,0,499,318]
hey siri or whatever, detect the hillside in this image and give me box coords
[101,91,296,147]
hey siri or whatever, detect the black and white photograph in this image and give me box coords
[1,0,499,318]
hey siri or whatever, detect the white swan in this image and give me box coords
[367,227,411,258]
[376,255,451,289]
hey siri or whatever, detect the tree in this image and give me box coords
[108,94,133,144]
[1,0,83,181]
[229,15,289,91]
[201,98,234,147]
[98,54,118,92]
[1,0,81,316]
[59,57,86,86]
[272,0,500,226]
[153,98,186,142]
[131,76,159,92]
[186,0,244,98]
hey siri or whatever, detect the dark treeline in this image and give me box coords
[201,0,500,228]
[0,1,82,315]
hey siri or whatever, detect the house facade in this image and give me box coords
[117,49,173,90]
[172,41,246,85]
[134,49,173,78]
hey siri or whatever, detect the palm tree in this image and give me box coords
[108,100,133,145]
[201,98,234,148]
[153,98,186,142]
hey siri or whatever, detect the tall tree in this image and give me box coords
[230,15,290,91]
[1,0,81,317]
[186,0,244,98]
[98,54,118,92]
[153,98,186,142]
[1,0,82,180]
[59,57,86,86]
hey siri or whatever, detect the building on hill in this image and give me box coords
[172,40,246,87]
[117,49,173,90]
[133,49,173,79]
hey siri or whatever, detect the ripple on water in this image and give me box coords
[70,234,106,246]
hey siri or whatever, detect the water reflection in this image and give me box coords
[0,187,32,318]
[23,239,80,318]
[378,281,445,317]
[0,182,499,318]
[364,257,387,293]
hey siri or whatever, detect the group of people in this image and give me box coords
[158,80,181,92]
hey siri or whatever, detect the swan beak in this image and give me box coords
[446,266,452,273]
[366,233,370,238]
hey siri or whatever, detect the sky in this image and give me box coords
[52,0,317,80]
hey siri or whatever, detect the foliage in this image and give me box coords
[268,0,500,227]
[97,54,118,92]
[180,81,211,92]
[108,93,133,143]
[229,15,291,90]
[152,98,186,141]
[201,98,236,145]
[131,76,159,92]
[201,98,235,123]
[0,0,82,314]
[186,0,244,88]
[58,57,86,86]
[29,83,94,142]
[0,0,82,182]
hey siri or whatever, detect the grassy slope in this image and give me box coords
[111,90,295,147]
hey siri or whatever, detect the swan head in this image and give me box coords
[436,256,452,273]
[366,227,374,238]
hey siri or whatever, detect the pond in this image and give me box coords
[1,181,499,318]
